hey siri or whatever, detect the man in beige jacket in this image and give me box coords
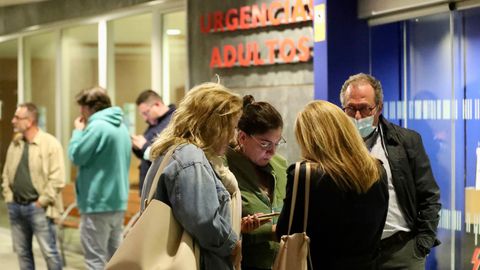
[2,103,65,270]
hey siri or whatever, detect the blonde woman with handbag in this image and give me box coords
[141,82,244,269]
[276,100,389,269]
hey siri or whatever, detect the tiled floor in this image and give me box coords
[0,200,85,269]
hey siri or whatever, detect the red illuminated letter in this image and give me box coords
[223,44,237,68]
[297,36,310,62]
[292,0,308,22]
[214,11,224,32]
[210,47,223,68]
[225,9,238,31]
[239,6,251,30]
[283,0,290,24]
[251,4,267,28]
[252,42,264,65]
[279,38,296,63]
[200,14,212,33]
[269,1,282,26]
[265,39,278,64]
[238,43,254,67]
[308,0,314,19]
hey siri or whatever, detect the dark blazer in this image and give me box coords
[132,104,175,192]
[276,162,388,270]
[379,115,441,254]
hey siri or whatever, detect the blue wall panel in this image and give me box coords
[313,0,369,103]
[370,23,402,126]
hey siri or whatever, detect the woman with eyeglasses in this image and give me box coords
[226,95,287,270]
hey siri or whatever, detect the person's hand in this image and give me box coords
[131,135,147,150]
[74,116,86,130]
[230,240,242,265]
[34,200,42,208]
[241,213,270,233]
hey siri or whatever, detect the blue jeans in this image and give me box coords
[80,211,124,270]
[7,202,62,270]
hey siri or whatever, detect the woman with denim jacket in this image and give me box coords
[141,82,245,270]
[226,95,288,270]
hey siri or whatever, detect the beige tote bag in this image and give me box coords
[273,162,312,270]
[106,147,200,270]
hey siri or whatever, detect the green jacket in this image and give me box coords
[226,147,287,269]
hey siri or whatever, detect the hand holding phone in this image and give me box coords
[256,212,280,221]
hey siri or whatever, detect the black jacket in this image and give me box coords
[379,115,441,253]
[133,104,175,192]
[276,162,389,269]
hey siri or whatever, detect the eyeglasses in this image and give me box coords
[13,115,29,121]
[249,134,286,151]
[343,105,376,118]
[139,104,154,118]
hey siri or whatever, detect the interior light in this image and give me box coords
[145,0,166,6]
[25,25,41,31]
[166,29,181,36]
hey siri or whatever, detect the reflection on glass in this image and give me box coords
[163,11,186,106]
[462,7,480,270]
[114,13,152,188]
[25,32,56,134]
[407,13,453,270]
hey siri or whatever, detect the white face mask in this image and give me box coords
[350,115,376,138]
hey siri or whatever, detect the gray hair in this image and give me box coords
[339,73,383,107]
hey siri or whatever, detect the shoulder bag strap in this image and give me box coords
[303,162,311,232]
[287,162,301,235]
[145,146,177,206]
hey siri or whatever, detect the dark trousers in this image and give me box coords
[378,232,426,270]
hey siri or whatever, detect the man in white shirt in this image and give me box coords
[340,73,441,269]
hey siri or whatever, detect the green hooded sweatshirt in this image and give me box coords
[68,106,131,214]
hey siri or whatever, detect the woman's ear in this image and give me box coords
[237,130,247,147]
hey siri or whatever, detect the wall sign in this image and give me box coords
[200,0,314,69]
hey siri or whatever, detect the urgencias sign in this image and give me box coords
[200,0,314,68]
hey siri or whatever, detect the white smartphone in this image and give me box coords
[257,212,280,221]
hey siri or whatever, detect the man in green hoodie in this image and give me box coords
[68,86,131,270]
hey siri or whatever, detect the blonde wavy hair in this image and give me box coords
[295,100,381,193]
[150,82,242,159]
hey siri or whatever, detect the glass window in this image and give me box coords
[62,24,98,182]
[0,39,18,173]
[406,13,454,268]
[371,11,473,269]
[163,11,187,106]
[24,32,56,134]
[113,13,152,188]
[461,7,480,269]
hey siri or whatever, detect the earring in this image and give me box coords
[236,143,243,152]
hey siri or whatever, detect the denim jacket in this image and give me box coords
[141,144,238,270]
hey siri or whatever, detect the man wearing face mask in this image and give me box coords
[340,73,441,269]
